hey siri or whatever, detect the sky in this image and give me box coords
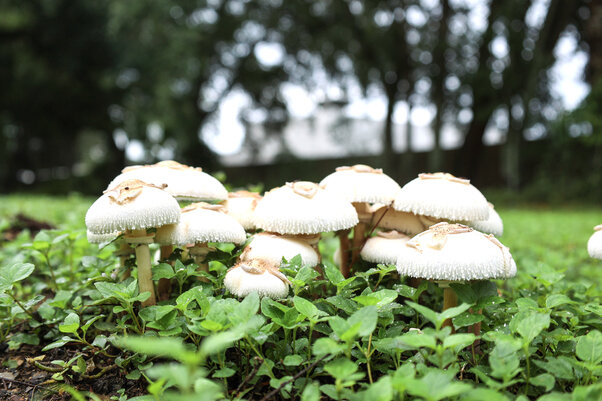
[126,0,591,163]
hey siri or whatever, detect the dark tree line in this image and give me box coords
[0,0,600,196]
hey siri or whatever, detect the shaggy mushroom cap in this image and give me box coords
[242,233,319,268]
[86,179,181,235]
[253,181,359,234]
[587,225,602,260]
[396,222,516,281]
[224,191,262,230]
[107,160,227,201]
[361,230,410,265]
[224,259,290,298]
[87,230,120,244]
[393,173,490,221]
[155,203,246,246]
[370,204,425,236]
[320,164,401,204]
[464,203,503,237]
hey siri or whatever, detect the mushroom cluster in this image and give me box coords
[85,160,517,320]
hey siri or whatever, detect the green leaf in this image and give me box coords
[347,306,378,337]
[532,373,555,392]
[450,281,497,304]
[575,330,602,365]
[324,358,357,381]
[301,381,320,401]
[294,296,321,321]
[152,263,175,280]
[361,376,393,401]
[42,336,74,351]
[440,303,473,322]
[312,337,345,356]
[399,332,437,349]
[515,311,551,344]
[545,294,575,309]
[283,355,304,366]
[443,334,476,349]
[453,312,484,329]
[324,261,344,285]
[405,369,472,401]
[0,263,35,292]
[460,388,511,401]
[353,289,398,307]
[212,367,236,378]
[58,312,80,334]
[114,336,201,366]
[532,357,574,380]
[406,301,439,327]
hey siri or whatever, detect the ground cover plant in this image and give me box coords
[0,194,601,400]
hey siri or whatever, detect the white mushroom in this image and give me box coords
[241,233,319,268]
[86,179,181,306]
[361,230,410,265]
[224,259,291,299]
[107,160,227,202]
[394,172,490,222]
[253,181,358,235]
[587,225,602,260]
[224,190,262,231]
[463,202,504,237]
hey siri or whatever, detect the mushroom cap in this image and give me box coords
[371,204,426,236]
[463,203,503,237]
[242,233,319,268]
[361,231,410,265]
[87,230,120,244]
[320,165,401,204]
[396,222,516,281]
[253,181,359,234]
[393,173,490,221]
[587,225,602,260]
[224,259,290,298]
[86,179,181,234]
[155,203,246,246]
[224,191,262,230]
[107,160,227,201]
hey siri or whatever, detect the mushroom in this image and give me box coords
[361,230,410,266]
[86,179,181,306]
[224,258,291,299]
[108,160,228,298]
[397,222,516,329]
[223,190,262,231]
[241,232,319,268]
[107,160,228,202]
[463,203,504,237]
[320,165,401,276]
[370,204,426,237]
[393,172,490,223]
[155,202,246,271]
[587,224,602,260]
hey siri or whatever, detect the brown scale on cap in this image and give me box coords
[231,259,292,285]
[335,164,383,174]
[104,179,167,205]
[287,181,320,199]
[485,233,505,251]
[418,172,470,185]
[123,160,202,173]
[594,224,602,232]
[407,222,473,252]
[182,202,226,213]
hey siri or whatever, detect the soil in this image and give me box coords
[0,344,146,400]
[2,214,55,242]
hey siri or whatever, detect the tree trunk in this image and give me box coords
[402,100,414,181]
[383,83,397,174]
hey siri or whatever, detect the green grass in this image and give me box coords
[0,195,601,400]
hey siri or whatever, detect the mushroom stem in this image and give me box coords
[126,230,156,307]
[350,202,371,269]
[190,243,212,281]
[337,229,351,278]
[442,287,457,332]
[157,245,173,301]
